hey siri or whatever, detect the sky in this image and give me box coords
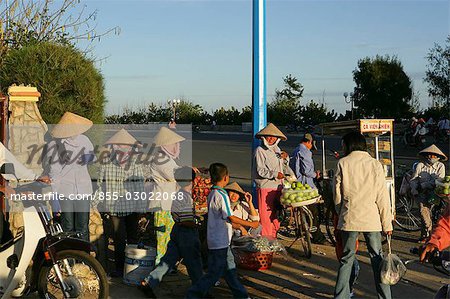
[79,0,450,115]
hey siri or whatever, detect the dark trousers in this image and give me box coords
[111,213,139,271]
[187,247,248,299]
[145,225,203,287]
[60,199,90,241]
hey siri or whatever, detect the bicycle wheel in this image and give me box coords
[299,209,312,259]
[38,250,109,299]
[395,194,421,232]
[277,208,298,242]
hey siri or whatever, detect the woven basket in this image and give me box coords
[233,249,273,271]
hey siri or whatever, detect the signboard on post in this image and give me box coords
[360,119,393,133]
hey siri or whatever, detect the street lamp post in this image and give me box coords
[167,99,181,120]
[344,92,354,120]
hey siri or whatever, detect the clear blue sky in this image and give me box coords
[83,0,449,115]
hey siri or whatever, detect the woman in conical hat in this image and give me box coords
[146,126,185,264]
[51,112,93,138]
[252,123,291,238]
[97,128,145,276]
[410,144,447,242]
[43,112,95,242]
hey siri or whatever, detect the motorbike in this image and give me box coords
[0,163,108,299]
[408,247,450,299]
[403,129,426,148]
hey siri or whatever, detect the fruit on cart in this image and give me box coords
[435,178,450,195]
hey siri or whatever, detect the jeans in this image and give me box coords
[334,231,391,299]
[145,225,203,288]
[187,247,248,299]
[60,200,90,242]
[349,259,360,294]
[111,213,139,271]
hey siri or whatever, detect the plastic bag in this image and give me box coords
[231,235,288,257]
[380,236,407,285]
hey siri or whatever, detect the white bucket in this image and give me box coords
[123,245,157,286]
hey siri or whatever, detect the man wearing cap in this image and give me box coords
[42,112,95,241]
[96,128,145,276]
[290,133,327,244]
[290,133,320,189]
[253,123,292,238]
[410,144,447,242]
[146,127,185,264]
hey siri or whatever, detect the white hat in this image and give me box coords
[419,144,448,161]
[104,128,139,146]
[51,112,93,138]
[255,123,287,141]
[154,127,185,147]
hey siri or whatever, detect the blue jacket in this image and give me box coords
[290,143,316,189]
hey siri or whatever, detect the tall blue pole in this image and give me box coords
[252,0,267,141]
[251,0,267,205]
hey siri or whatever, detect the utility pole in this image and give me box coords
[251,0,266,204]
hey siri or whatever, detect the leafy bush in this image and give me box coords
[0,42,105,124]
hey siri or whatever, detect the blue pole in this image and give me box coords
[251,0,267,206]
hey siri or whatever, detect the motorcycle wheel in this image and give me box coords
[38,250,108,299]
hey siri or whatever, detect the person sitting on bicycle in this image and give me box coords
[224,182,261,237]
[410,144,447,243]
[438,116,450,140]
[413,118,428,144]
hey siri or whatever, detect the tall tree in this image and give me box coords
[268,74,304,125]
[0,0,119,65]
[424,36,450,110]
[352,55,413,119]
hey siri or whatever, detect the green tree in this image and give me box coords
[298,100,337,126]
[0,0,119,65]
[268,74,304,125]
[352,55,413,119]
[213,107,241,125]
[0,42,105,123]
[424,36,450,110]
[175,101,205,124]
[240,105,252,123]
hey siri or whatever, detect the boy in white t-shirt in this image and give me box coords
[187,163,256,299]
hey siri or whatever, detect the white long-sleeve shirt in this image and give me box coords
[410,161,445,191]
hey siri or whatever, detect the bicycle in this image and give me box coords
[395,164,421,231]
[395,164,448,232]
[277,202,315,258]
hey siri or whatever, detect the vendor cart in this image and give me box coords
[319,119,396,229]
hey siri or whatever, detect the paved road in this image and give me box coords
[192,131,449,189]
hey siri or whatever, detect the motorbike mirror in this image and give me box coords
[1,163,16,176]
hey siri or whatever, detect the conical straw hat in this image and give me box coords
[154,127,185,147]
[224,182,246,195]
[104,128,139,146]
[419,144,448,161]
[255,123,287,141]
[51,112,93,138]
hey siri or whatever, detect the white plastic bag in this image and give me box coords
[380,236,407,285]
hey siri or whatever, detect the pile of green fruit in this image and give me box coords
[435,176,450,195]
[280,182,320,206]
